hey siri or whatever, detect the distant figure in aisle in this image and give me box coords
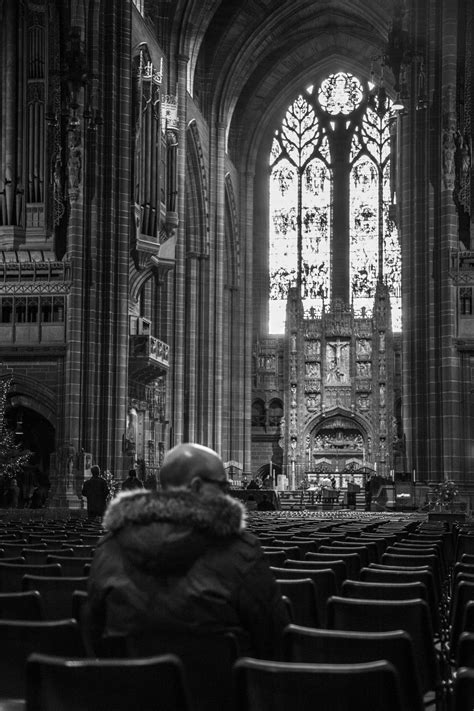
[365,474,373,511]
[257,493,276,511]
[5,478,21,508]
[347,473,358,510]
[82,465,110,519]
[262,473,273,489]
[121,469,144,491]
[246,477,260,489]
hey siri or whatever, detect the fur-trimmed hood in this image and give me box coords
[101,488,247,574]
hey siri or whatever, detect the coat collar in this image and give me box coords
[103,487,246,538]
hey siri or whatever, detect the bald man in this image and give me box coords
[86,443,289,699]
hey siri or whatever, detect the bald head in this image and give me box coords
[160,443,227,489]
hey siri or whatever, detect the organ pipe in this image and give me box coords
[134,47,162,242]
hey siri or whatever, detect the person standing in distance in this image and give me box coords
[82,465,109,520]
[121,469,144,491]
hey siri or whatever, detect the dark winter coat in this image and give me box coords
[121,476,144,492]
[81,475,109,515]
[86,487,289,658]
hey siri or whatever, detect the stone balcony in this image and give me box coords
[129,334,170,383]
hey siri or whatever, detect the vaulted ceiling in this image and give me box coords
[156,0,398,161]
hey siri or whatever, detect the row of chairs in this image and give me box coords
[0,511,472,710]
[250,514,460,710]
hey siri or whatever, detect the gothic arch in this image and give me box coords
[129,267,154,304]
[186,120,210,255]
[224,174,240,289]
[305,407,372,443]
[3,373,57,428]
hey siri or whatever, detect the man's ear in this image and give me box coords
[188,477,202,493]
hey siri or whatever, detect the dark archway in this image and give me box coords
[5,405,55,506]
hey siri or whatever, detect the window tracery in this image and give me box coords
[269,71,401,333]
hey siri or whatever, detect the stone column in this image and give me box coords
[169,53,188,446]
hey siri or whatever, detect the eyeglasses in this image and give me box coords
[200,477,231,493]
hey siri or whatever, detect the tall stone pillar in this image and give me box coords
[169,53,188,446]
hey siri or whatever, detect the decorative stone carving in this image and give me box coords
[442,127,456,190]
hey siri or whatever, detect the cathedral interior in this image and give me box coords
[0,0,473,507]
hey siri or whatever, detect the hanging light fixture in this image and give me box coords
[416,59,428,110]
[368,57,389,118]
[15,410,23,436]
[392,92,405,112]
[385,1,428,113]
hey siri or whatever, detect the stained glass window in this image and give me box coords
[269,97,331,332]
[269,71,401,332]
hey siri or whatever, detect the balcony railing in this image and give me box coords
[129,334,170,383]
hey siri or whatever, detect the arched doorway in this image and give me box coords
[306,414,368,487]
[4,405,55,506]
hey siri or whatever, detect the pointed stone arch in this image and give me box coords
[2,372,57,428]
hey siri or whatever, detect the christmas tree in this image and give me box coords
[0,374,31,480]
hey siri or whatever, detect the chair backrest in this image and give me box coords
[456,632,474,668]
[271,566,336,626]
[283,625,424,711]
[343,538,381,561]
[0,618,86,698]
[341,579,428,603]
[65,545,95,557]
[0,542,33,557]
[276,578,319,628]
[234,657,404,711]
[323,543,371,567]
[387,545,445,575]
[261,549,288,567]
[280,595,293,622]
[23,548,74,565]
[263,544,301,560]
[46,556,92,577]
[287,539,319,555]
[0,590,45,621]
[326,595,439,694]
[127,631,237,711]
[318,546,364,569]
[286,558,346,593]
[22,575,88,620]
[381,553,441,584]
[361,565,438,607]
[455,536,474,562]
[0,563,62,593]
[453,667,474,711]
[305,551,360,580]
[26,652,191,711]
[449,580,474,656]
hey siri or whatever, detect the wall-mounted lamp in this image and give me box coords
[15,411,23,436]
